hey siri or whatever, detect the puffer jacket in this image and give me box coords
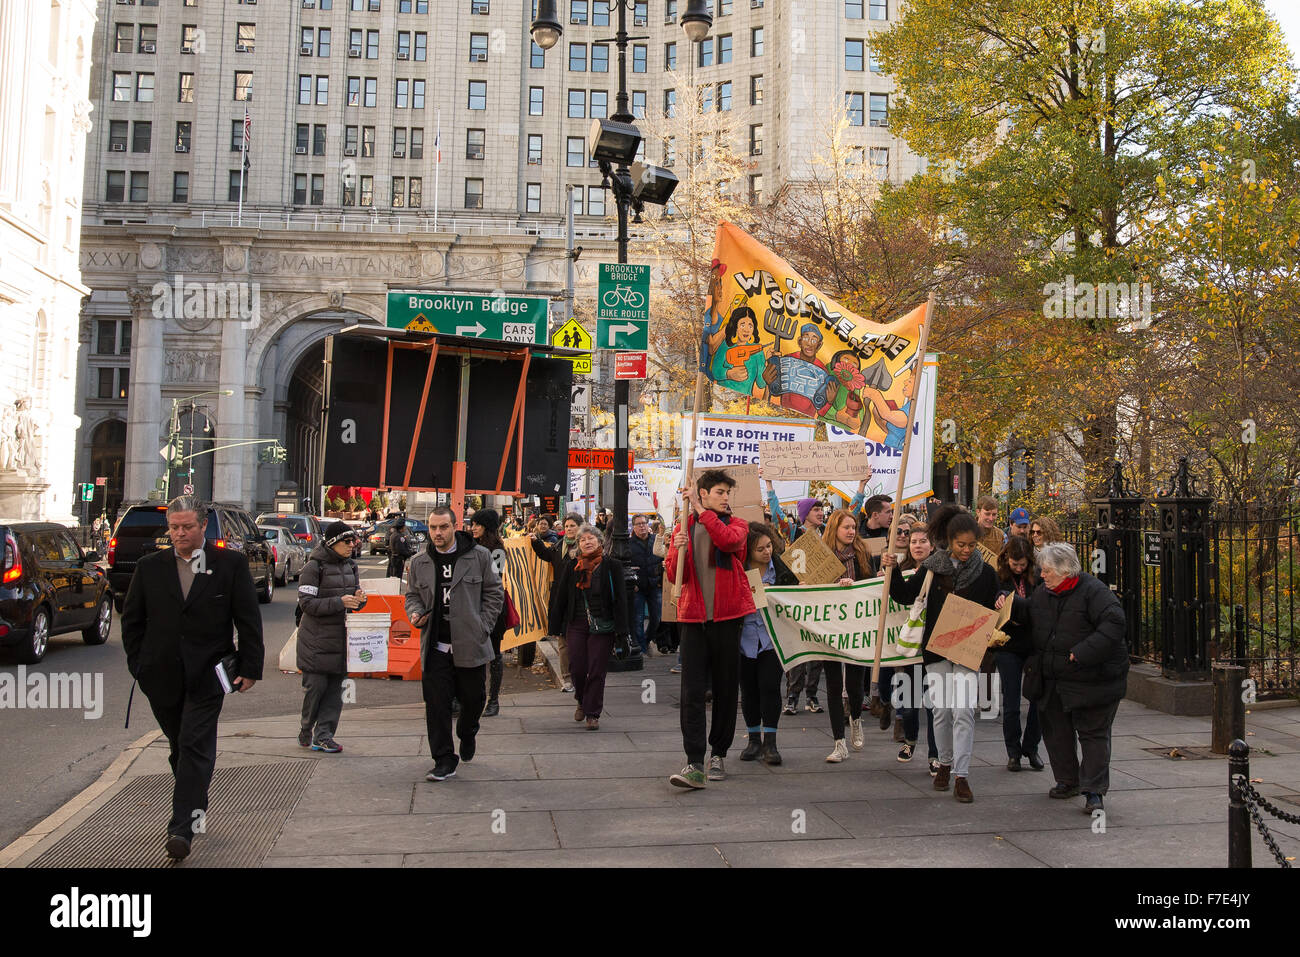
[663,508,755,623]
[297,544,366,674]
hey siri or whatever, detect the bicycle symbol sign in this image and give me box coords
[596,263,650,324]
[602,284,646,310]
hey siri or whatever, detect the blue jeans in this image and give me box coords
[996,650,1042,759]
[633,585,661,654]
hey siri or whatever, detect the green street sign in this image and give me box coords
[597,316,649,351]
[80,483,94,502]
[597,263,650,324]
[386,290,548,345]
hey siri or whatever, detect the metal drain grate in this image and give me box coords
[30,761,315,868]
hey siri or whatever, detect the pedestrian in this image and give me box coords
[871,512,916,733]
[976,495,1006,554]
[296,521,367,753]
[549,524,629,730]
[1029,516,1063,547]
[820,508,877,763]
[739,521,795,766]
[405,506,504,782]
[121,495,264,861]
[999,541,1128,814]
[895,523,940,769]
[1007,506,1032,540]
[666,469,755,789]
[627,513,663,657]
[857,495,894,541]
[992,535,1044,771]
[765,473,826,715]
[531,512,583,692]
[470,508,508,718]
[534,514,560,546]
[386,516,415,580]
[882,505,999,803]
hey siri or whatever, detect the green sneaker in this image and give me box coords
[669,764,707,789]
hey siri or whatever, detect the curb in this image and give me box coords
[0,729,162,869]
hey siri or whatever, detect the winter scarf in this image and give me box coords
[1048,575,1080,594]
[835,543,856,580]
[922,545,986,593]
[574,549,603,589]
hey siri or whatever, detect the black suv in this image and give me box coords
[107,503,276,612]
[0,522,114,663]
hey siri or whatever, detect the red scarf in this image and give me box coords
[1048,575,1079,594]
[575,550,603,590]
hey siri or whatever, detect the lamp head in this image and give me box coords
[681,0,713,43]
[531,0,562,50]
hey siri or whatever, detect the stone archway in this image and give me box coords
[88,419,126,520]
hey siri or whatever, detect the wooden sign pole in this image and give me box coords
[870,293,935,701]
[673,370,708,605]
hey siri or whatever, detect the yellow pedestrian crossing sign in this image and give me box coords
[551,318,592,375]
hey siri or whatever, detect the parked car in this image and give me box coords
[366,517,427,556]
[255,512,323,552]
[0,522,114,663]
[259,525,307,586]
[107,503,276,612]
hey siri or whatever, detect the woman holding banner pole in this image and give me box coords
[897,524,939,769]
[820,509,877,763]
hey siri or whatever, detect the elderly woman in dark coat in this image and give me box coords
[999,542,1128,815]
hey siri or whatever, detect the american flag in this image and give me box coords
[434,127,440,164]
[242,108,251,170]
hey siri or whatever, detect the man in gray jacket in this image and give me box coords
[405,505,504,782]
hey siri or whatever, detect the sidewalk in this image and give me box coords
[5,650,1299,868]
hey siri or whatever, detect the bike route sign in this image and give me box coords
[596,263,650,351]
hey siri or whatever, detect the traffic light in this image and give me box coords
[258,443,287,464]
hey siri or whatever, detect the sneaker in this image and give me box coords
[669,764,707,789]
[311,738,343,753]
[782,696,797,715]
[669,665,682,675]
[460,736,476,762]
[706,755,726,781]
[164,833,191,861]
[825,739,849,763]
[806,696,823,714]
[1049,783,1080,799]
[298,728,312,748]
[561,682,575,693]
[928,757,941,777]
[426,762,458,782]
[1083,792,1104,814]
[897,743,915,763]
[849,717,864,752]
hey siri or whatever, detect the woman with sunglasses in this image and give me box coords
[1030,516,1063,546]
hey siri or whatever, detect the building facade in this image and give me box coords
[76,0,921,514]
[0,0,98,522]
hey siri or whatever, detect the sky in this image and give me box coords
[1264,0,1300,66]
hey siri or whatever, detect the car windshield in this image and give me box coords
[114,508,217,541]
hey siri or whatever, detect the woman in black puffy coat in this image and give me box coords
[992,535,1044,772]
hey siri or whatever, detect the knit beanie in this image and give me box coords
[797,498,820,525]
[323,521,354,545]
[471,508,500,535]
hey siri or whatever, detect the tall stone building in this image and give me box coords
[75,0,920,514]
[0,0,98,522]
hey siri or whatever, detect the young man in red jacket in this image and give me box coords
[665,469,756,789]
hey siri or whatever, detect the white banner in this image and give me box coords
[827,354,938,506]
[630,460,682,516]
[680,413,812,506]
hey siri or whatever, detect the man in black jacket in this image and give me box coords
[121,496,264,861]
[627,513,663,656]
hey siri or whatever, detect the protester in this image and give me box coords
[991,535,1045,770]
[896,523,939,768]
[819,508,876,763]
[764,474,825,714]
[1008,506,1032,539]
[976,496,1006,554]
[739,521,796,766]
[1030,516,1063,547]
[470,509,509,718]
[531,512,584,692]
[1000,542,1128,814]
[873,513,916,737]
[405,506,504,782]
[628,513,664,657]
[857,495,894,541]
[882,505,999,803]
[296,521,367,753]
[534,514,560,546]
[387,516,415,580]
[121,495,264,861]
[548,524,629,730]
[666,469,755,789]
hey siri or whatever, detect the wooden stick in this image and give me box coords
[673,370,708,606]
[870,293,935,697]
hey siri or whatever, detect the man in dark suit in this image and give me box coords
[122,496,264,861]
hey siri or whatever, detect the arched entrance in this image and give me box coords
[286,340,324,510]
[89,419,126,520]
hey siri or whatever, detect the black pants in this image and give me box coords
[421,649,487,764]
[147,690,224,839]
[679,619,742,765]
[824,662,866,740]
[739,648,783,732]
[1038,692,1120,794]
[785,659,824,701]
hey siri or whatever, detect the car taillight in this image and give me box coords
[107,536,117,567]
[271,545,278,562]
[0,624,8,637]
[2,532,20,584]
[295,532,311,540]
[214,539,227,548]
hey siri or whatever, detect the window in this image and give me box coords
[299,75,312,104]
[349,28,362,54]
[665,0,677,20]
[870,147,888,177]
[234,71,252,100]
[587,186,605,216]
[749,173,762,204]
[464,178,483,209]
[845,39,864,71]
[314,124,327,155]
[114,23,133,55]
[136,73,155,102]
[846,0,862,17]
[391,176,405,207]
[839,93,865,131]
[570,0,587,24]
[105,170,125,202]
[869,92,888,126]
[664,136,675,166]
[108,120,127,151]
[310,174,324,205]
[526,182,541,213]
[230,120,246,152]
[228,169,248,201]
[719,34,732,63]
[180,25,199,54]
[717,81,732,111]
[717,0,732,13]
[393,127,407,156]
[591,44,608,73]
[113,72,131,102]
[468,80,486,109]
[530,41,544,68]
[96,368,129,400]
[527,133,543,164]
[633,44,646,73]
[294,173,308,205]
[236,22,255,52]
[138,24,157,53]
[178,73,194,102]
[470,33,488,61]
[749,123,762,155]
[869,44,881,73]
[364,77,376,107]
[750,74,762,105]
[593,0,609,26]
[412,79,424,109]
[362,126,375,156]
[366,30,379,58]
[566,136,584,167]
[664,88,676,117]
[751,27,763,56]
[569,42,586,71]
[529,86,544,115]
[318,28,331,56]
[665,41,676,70]
[471,0,489,12]
[359,174,374,206]
[568,89,585,117]
[410,128,424,158]
[590,90,607,118]
[415,32,426,59]
[132,121,151,152]
[302,27,315,53]
[634,0,646,22]
[129,171,148,202]
[174,121,191,151]
[345,125,359,153]
[409,177,422,207]
[870,0,887,19]
[347,76,361,105]
[632,90,645,118]
[96,320,131,355]
[395,78,408,108]
[698,38,712,67]
[316,75,328,104]
[296,124,310,153]
[700,84,712,113]
[466,128,485,159]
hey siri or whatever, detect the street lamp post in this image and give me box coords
[165,390,233,499]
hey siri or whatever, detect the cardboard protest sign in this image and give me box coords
[976,542,1001,567]
[681,413,812,506]
[746,567,767,610]
[500,537,554,651]
[758,440,870,482]
[726,463,765,523]
[785,528,846,585]
[760,572,923,668]
[926,592,1013,671]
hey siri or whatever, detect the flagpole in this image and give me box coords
[672,370,708,606]
[433,108,441,231]
[870,292,935,701]
[238,101,249,227]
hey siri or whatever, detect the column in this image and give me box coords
[0,0,30,205]
[213,316,247,504]
[123,290,164,502]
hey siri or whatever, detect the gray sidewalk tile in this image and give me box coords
[401,845,729,867]
[550,805,854,847]
[716,833,1048,867]
[269,810,560,856]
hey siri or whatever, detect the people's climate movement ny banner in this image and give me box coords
[701,221,931,460]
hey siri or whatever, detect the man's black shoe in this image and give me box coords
[483,698,500,717]
[426,762,457,782]
[1025,750,1045,771]
[461,736,476,763]
[1049,784,1080,799]
[164,833,191,861]
[1083,792,1104,814]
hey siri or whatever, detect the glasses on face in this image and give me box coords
[1031,529,1043,538]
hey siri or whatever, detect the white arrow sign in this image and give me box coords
[456,322,486,337]
[606,322,638,345]
[159,443,174,461]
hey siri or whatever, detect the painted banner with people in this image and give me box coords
[701,222,929,442]
[500,537,553,651]
[759,573,925,668]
